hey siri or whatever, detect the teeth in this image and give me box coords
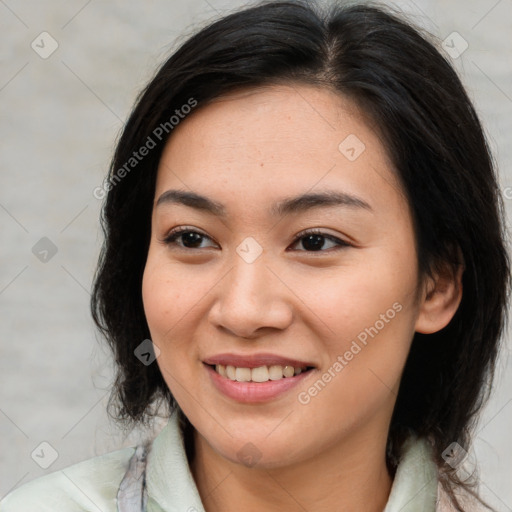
[269,365,283,380]
[226,365,236,380]
[251,366,269,382]
[214,364,308,382]
[283,365,294,378]
[235,367,251,382]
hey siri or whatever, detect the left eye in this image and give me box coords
[290,230,350,252]
[162,228,350,252]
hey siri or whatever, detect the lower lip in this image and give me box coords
[205,364,313,403]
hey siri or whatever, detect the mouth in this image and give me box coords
[202,353,316,403]
[206,363,315,383]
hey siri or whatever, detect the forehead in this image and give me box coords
[154,84,404,215]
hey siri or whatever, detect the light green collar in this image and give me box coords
[145,411,205,512]
[146,412,438,512]
[383,435,438,511]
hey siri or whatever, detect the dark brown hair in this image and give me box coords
[91,1,511,509]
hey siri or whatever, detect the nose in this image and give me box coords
[208,252,293,340]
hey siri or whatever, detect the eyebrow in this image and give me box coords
[155,189,373,217]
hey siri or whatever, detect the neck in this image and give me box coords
[190,424,393,512]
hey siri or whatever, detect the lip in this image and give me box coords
[203,352,315,369]
[204,363,315,403]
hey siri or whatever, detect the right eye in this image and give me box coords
[162,227,218,250]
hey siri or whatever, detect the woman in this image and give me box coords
[1,1,510,511]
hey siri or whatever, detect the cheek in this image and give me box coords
[142,258,198,405]
[289,245,418,415]
[142,264,173,333]
[295,290,414,435]
[141,256,193,360]
[142,254,201,337]
[141,251,217,378]
[289,249,417,345]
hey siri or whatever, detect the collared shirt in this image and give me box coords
[1,411,442,511]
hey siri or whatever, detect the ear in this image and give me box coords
[414,249,465,334]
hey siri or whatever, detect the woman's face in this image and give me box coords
[142,84,425,468]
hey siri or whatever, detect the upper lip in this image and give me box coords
[203,353,315,369]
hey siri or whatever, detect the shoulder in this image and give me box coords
[0,446,135,512]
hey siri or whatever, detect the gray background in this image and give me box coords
[1,0,511,509]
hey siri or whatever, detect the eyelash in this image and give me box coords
[162,227,351,253]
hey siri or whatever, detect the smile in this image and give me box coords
[211,364,312,382]
[204,363,316,403]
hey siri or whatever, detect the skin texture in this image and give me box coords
[142,84,463,512]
